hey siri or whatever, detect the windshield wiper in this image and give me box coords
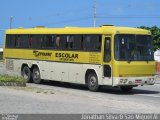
[128,53,134,63]
[144,56,149,63]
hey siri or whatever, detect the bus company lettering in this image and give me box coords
[33,51,52,57]
[55,53,78,61]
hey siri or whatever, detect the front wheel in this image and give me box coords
[120,86,133,92]
[32,67,42,84]
[87,73,99,92]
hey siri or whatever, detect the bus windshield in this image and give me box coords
[114,34,154,61]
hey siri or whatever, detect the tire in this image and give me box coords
[120,86,133,92]
[32,67,42,84]
[87,72,99,92]
[21,66,32,83]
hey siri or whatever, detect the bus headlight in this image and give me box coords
[148,78,155,84]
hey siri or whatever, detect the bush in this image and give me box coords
[0,75,26,82]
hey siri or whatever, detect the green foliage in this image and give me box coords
[139,26,160,51]
[0,75,26,82]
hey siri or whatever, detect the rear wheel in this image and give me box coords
[87,73,99,92]
[120,86,133,92]
[21,66,32,83]
[32,67,42,84]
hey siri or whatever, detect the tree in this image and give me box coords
[139,26,160,51]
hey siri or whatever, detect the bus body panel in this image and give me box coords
[5,58,106,85]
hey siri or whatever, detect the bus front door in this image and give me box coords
[103,36,113,86]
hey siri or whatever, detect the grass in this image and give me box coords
[0,75,26,82]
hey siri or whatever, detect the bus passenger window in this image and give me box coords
[69,36,74,49]
[29,36,32,48]
[59,35,67,49]
[55,36,60,48]
[42,35,55,49]
[31,35,43,49]
[94,35,102,51]
[84,35,91,50]
[66,35,83,50]
[6,35,16,48]
[20,35,29,48]
[66,35,75,49]
[83,35,101,51]
[15,35,20,47]
[73,35,83,50]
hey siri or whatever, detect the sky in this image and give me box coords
[0,0,160,46]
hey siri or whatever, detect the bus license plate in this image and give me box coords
[135,80,142,84]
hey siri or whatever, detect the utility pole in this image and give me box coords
[93,1,97,27]
[10,16,13,29]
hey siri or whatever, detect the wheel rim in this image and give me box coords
[89,76,97,87]
[33,70,40,81]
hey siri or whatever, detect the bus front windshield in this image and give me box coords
[114,34,154,61]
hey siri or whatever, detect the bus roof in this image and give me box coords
[5,25,150,35]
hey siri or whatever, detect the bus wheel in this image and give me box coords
[87,73,99,92]
[32,67,42,84]
[21,66,32,83]
[120,86,133,92]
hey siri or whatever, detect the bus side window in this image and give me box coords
[20,35,29,48]
[55,35,60,49]
[65,35,85,50]
[15,35,20,47]
[93,35,102,51]
[81,35,84,50]
[66,35,73,49]
[59,35,67,49]
[69,35,74,49]
[55,35,67,50]
[6,35,16,48]
[42,35,55,49]
[73,35,82,50]
[84,35,91,51]
[31,35,43,49]
[83,35,101,51]
[29,35,32,48]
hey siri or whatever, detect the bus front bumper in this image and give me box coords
[113,76,155,86]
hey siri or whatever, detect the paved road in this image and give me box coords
[0,62,160,114]
[0,81,160,114]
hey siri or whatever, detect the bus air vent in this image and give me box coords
[101,25,114,27]
[35,26,45,28]
[18,27,24,29]
[65,26,80,28]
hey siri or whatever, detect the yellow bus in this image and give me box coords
[3,25,156,92]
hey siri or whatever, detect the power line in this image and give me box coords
[97,16,160,19]
[41,16,92,26]
[28,7,91,22]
